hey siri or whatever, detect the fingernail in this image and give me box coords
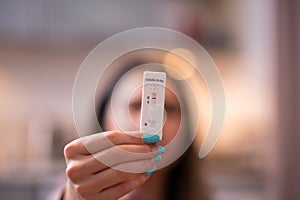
[151,145,165,155]
[151,155,161,163]
[157,146,165,155]
[146,165,156,176]
[142,134,160,144]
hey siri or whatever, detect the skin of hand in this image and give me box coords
[63,131,162,200]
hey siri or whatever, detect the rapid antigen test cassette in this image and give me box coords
[140,71,166,139]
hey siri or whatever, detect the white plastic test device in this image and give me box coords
[140,71,166,139]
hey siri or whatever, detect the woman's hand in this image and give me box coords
[63,131,163,200]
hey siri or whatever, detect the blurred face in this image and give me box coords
[103,72,181,146]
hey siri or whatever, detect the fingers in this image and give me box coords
[92,144,159,169]
[97,174,149,200]
[64,131,162,175]
[63,131,164,200]
[65,146,162,199]
[71,158,156,197]
[72,173,150,200]
[112,155,160,173]
[66,144,163,181]
[65,131,158,156]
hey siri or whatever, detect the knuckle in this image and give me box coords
[65,162,81,182]
[106,131,122,144]
[64,141,78,159]
[63,144,73,159]
[74,184,87,197]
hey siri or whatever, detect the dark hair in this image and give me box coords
[165,146,209,200]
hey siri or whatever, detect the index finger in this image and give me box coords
[68,131,159,155]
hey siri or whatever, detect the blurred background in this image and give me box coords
[0,0,299,199]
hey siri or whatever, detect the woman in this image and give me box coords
[61,51,209,200]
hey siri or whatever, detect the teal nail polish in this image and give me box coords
[146,165,156,176]
[142,134,160,143]
[157,146,165,155]
[153,155,161,163]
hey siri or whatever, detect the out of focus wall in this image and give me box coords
[0,1,280,200]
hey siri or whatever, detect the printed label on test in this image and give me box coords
[140,71,166,139]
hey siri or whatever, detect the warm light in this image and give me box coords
[163,48,212,147]
[163,48,196,80]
